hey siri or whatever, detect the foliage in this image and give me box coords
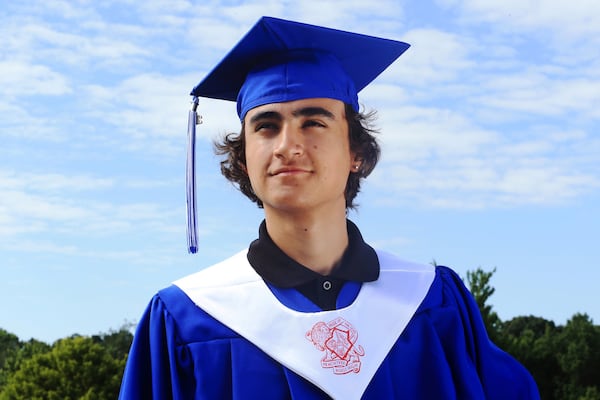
[0,330,50,392]
[554,314,600,400]
[91,324,135,362]
[500,315,563,399]
[0,328,132,400]
[464,267,600,400]
[0,331,20,389]
[466,267,502,342]
[2,272,599,399]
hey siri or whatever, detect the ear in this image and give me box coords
[350,155,363,174]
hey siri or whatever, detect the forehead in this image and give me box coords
[244,98,346,122]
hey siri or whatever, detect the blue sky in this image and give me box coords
[1,0,599,343]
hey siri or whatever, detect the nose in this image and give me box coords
[273,123,303,160]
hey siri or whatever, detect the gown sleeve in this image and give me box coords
[118,293,193,400]
[438,266,540,399]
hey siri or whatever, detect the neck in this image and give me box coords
[264,205,349,276]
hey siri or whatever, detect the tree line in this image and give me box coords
[466,268,600,400]
[0,268,599,399]
[0,327,132,399]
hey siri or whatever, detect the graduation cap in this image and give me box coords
[186,16,410,253]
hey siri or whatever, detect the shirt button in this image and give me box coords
[322,280,332,290]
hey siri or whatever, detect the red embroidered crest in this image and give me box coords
[306,317,365,374]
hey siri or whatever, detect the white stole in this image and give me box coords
[174,249,435,400]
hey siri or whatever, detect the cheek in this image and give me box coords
[244,144,266,184]
[244,155,258,181]
[244,138,257,168]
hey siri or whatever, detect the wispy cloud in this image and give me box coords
[2,0,598,213]
[0,169,180,241]
[350,3,600,210]
[0,61,71,98]
[1,0,598,343]
[441,0,600,41]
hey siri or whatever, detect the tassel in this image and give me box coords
[186,97,201,253]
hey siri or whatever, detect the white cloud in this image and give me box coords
[0,61,71,98]
[0,170,180,241]
[377,105,499,161]
[354,16,598,210]
[291,0,405,29]
[0,170,113,192]
[2,0,598,217]
[83,73,201,153]
[0,190,89,222]
[0,173,104,235]
[448,0,600,40]
[136,0,193,14]
[82,71,241,155]
[371,113,600,209]
[2,11,151,69]
[27,0,99,21]
[385,28,475,86]
[472,68,600,120]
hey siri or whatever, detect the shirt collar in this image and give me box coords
[247,219,379,288]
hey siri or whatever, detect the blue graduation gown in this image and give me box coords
[119,266,539,399]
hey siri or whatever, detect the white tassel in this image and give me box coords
[186,97,201,253]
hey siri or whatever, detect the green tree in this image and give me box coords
[0,330,20,388]
[0,335,125,400]
[11,339,51,367]
[501,316,561,399]
[0,330,50,393]
[466,267,502,342]
[554,314,600,400]
[579,387,600,400]
[0,330,20,368]
[91,325,133,361]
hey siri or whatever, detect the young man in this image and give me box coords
[119,17,540,399]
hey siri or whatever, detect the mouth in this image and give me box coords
[269,167,311,176]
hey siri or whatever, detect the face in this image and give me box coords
[244,98,356,215]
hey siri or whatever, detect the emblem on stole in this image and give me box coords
[306,317,365,374]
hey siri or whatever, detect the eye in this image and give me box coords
[254,121,279,132]
[302,120,326,129]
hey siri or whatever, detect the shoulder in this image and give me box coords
[373,249,463,309]
[375,258,540,398]
[418,263,471,314]
[150,285,239,344]
[173,249,254,290]
[147,251,254,345]
[375,249,435,274]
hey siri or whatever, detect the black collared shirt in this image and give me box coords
[247,220,380,310]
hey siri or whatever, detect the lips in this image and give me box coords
[269,167,311,176]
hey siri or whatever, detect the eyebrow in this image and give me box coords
[249,111,282,125]
[248,106,336,125]
[292,106,335,119]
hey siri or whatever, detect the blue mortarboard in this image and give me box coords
[186,16,410,253]
[191,16,410,119]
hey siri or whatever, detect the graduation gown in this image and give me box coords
[119,250,539,399]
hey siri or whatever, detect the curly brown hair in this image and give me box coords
[214,103,380,209]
